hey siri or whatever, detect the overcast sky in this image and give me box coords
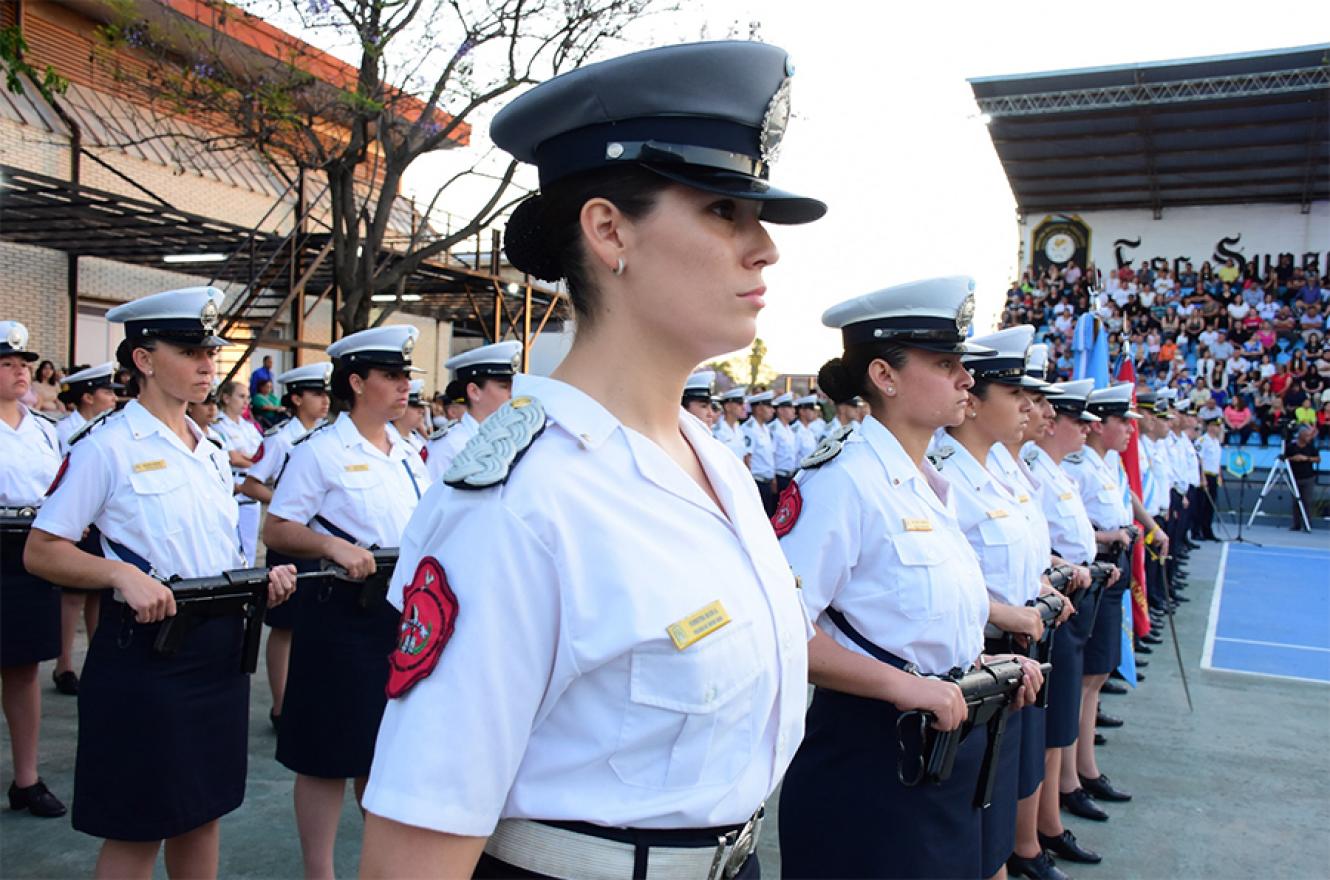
[271,0,1327,373]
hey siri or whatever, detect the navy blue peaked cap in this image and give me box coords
[491,41,825,226]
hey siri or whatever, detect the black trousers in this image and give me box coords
[1194,475,1219,539]
[755,479,777,517]
[1293,477,1316,530]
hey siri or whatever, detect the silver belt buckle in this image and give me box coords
[707,806,763,880]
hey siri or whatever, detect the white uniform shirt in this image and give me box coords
[1023,443,1097,564]
[425,412,478,482]
[1181,433,1202,487]
[987,443,1052,569]
[1164,432,1191,493]
[0,405,61,505]
[365,374,810,835]
[56,409,87,453]
[807,418,828,442]
[1198,434,1222,475]
[713,419,749,461]
[268,412,427,548]
[770,419,798,476]
[33,401,241,579]
[779,416,988,675]
[1062,445,1132,530]
[213,413,263,488]
[743,418,775,481]
[1139,436,1168,515]
[933,439,1044,608]
[792,421,818,463]
[246,417,318,486]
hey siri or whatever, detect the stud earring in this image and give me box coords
[613,257,626,276]
[885,386,895,396]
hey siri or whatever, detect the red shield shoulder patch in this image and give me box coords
[771,480,803,537]
[251,442,265,464]
[45,455,70,497]
[386,556,458,699]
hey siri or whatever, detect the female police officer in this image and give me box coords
[930,326,1072,880]
[214,380,264,566]
[0,320,65,818]
[25,288,296,878]
[263,325,429,879]
[775,278,1043,879]
[359,41,824,879]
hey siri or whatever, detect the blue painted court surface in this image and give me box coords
[1203,544,1330,684]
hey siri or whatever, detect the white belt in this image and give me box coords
[484,810,763,880]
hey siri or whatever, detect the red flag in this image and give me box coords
[1114,357,1152,637]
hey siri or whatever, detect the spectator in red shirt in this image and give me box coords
[1223,397,1254,445]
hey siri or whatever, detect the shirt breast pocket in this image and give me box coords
[338,467,387,515]
[610,619,762,790]
[127,465,190,536]
[890,530,948,621]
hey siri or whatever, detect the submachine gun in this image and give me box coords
[322,547,400,610]
[0,505,38,534]
[153,569,271,673]
[896,658,1048,809]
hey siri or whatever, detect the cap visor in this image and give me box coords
[1125,409,1142,420]
[1017,375,1054,391]
[911,340,999,356]
[1079,412,1102,423]
[643,166,827,225]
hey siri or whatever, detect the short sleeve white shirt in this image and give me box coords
[55,410,87,454]
[213,413,263,486]
[712,419,749,461]
[0,405,61,505]
[987,442,1052,566]
[1062,445,1131,529]
[779,416,988,674]
[268,412,427,548]
[247,417,318,485]
[33,401,241,580]
[425,412,478,482]
[365,374,809,835]
[770,419,798,476]
[743,418,775,480]
[1023,443,1097,563]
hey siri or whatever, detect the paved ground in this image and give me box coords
[3,521,1327,878]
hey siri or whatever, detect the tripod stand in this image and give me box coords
[1221,450,1261,545]
[1247,455,1310,529]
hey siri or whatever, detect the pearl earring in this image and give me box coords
[886,386,895,395]
[613,257,626,276]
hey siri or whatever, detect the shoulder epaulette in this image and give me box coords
[1021,446,1040,467]
[428,423,453,442]
[206,434,224,450]
[800,424,854,470]
[444,396,546,490]
[67,409,117,447]
[926,442,956,470]
[30,410,57,425]
[264,418,290,437]
[292,421,334,446]
[1064,450,1084,464]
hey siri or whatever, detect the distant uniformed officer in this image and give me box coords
[212,380,264,566]
[743,390,778,512]
[424,340,521,482]
[792,393,822,460]
[25,289,296,874]
[0,319,66,818]
[771,391,799,493]
[714,386,751,463]
[239,361,332,728]
[681,368,716,424]
[775,277,1042,879]
[359,40,825,879]
[394,378,431,458]
[262,324,429,879]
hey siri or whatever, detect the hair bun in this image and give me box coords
[503,195,564,282]
[817,357,858,404]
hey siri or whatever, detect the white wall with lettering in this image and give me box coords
[1021,200,1329,277]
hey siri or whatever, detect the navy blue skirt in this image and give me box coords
[1017,705,1046,799]
[779,687,986,880]
[1045,586,1102,748]
[261,550,314,629]
[0,532,61,667]
[73,598,249,841]
[980,711,1021,877]
[276,579,397,778]
[1084,586,1126,676]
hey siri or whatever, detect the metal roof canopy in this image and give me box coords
[0,164,568,340]
[969,43,1330,218]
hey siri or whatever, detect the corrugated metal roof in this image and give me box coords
[970,44,1330,215]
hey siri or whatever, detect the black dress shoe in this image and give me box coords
[1101,680,1128,695]
[1135,643,1153,655]
[1135,659,1149,668]
[1061,788,1108,821]
[1096,710,1124,728]
[269,709,281,733]
[7,779,67,818]
[52,670,79,696]
[1008,851,1071,880]
[1173,593,1191,603]
[1141,634,1163,645]
[1094,732,1107,746]
[1039,829,1102,864]
[1080,773,1132,802]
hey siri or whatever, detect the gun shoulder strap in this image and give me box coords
[824,607,916,672]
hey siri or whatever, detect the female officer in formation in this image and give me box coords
[239,362,332,729]
[929,325,1072,880]
[682,369,716,423]
[51,362,123,696]
[394,379,431,457]
[424,341,520,481]
[1060,383,1167,822]
[792,394,823,460]
[24,288,296,878]
[1022,379,1110,875]
[775,278,1043,879]
[263,325,429,879]
[714,386,751,463]
[0,320,66,819]
[213,380,264,566]
[359,41,823,879]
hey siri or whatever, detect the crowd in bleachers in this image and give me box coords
[1002,254,1330,447]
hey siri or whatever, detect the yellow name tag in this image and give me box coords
[1017,494,1031,503]
[1102,482,1115,490]
[1059,491,1074,501]
[345,463,371,472]
[667,600,731,651]
[133,459,167,473]
[902,517,933,532]
[987,509,1010,519]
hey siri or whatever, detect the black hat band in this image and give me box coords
[337,352,413,369]
[456,364,515,382]
[842,317,965,348]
